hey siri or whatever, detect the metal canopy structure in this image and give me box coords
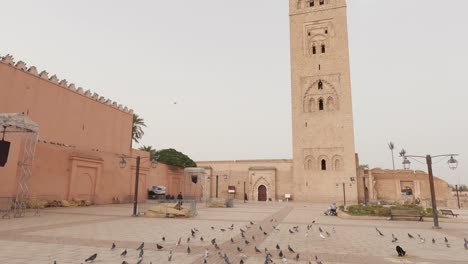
[0,113,39,217]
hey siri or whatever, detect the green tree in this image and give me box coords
[132,114,146,145]
[155,148,196,168]
[139,145,157,160]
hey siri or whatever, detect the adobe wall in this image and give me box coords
[0,55,133,155]
[368,169,452,206]
[197,159,293,201]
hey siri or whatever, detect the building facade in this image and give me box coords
[0,55,185,204]
[199,0,358,203]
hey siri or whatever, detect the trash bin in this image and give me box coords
[225,198,234,208]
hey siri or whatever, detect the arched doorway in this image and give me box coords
[258,185,267,201]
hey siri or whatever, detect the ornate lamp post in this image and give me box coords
[119,155,159,216]
[401,154,459,228]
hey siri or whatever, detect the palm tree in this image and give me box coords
[139,145,157,160]
[388,142,395,170]
[132,114,146,145]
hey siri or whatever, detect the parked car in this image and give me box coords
[148,186,166,200]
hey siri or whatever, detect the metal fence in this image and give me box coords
[0,197,13,219]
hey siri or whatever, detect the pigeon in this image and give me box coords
[224,253,231,264]
[288,244,295,253]
[231,238,235,243]
[264,231,268,235]
[294,253,299,261]
[319,233,326,239]
[279,250,283,258]
[237,246,243,252]
[211,226,215,230]
[446,243,451,248]
[136,258,143,264]
[241,232,245,238]
[250,221,254,225]
[200,236,204,241]
[187,246,191,254]
[85,253,97,262]
[318,227,323,233]
[137,242,144,251]
[157,244,163,250]
[289,229,294,234]
[444,237,449,243]
[120,249,127,257]
[464,240,467,250]
[325,231,330,237]
[408,233,414,239]
[168,253,172,262]
[138,249,144,258]
[176,237,182,246]
[245,240,250,245]
[121,261,128,264]
[276,244,280,250]
[396,245,406,257]
[312,220,316,224]
[252,235,256,240]
[221,229,226,232]
[191,229,196,236]
[111,242,116,250]
[259,225,263,231]
[215,243,220,250]
[240,259,244,264]
[419,237,426,243]
[255,246,261,253]
[315,255,322,264]
[432,238,435,244]
[391,234,398,243]
[204,259,207,264]
[204,249,209,258]
[218,252,223,258]
[162,236,166,242]
[375,227,384,236]
[211,238,217,245]
[240,228,245,233]
[187,237,191,243]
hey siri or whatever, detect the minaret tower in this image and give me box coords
[289,0,357,202]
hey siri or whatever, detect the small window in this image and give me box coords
[321,159,327,170]
[305,122,308,127]
[312,46,316,54]
[308,32,311,36]
[310,0,315,7]
[318,64,321,70]
[318,80,323,90]
[319,0,325,5]
[321,45,326,53]
[319,99,324,110]
[325,29,328,34]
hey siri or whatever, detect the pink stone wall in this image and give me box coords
[0,58,185,204]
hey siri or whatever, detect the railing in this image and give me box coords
[0,197,13,219]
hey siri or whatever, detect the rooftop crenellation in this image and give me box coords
[0,54,134,115]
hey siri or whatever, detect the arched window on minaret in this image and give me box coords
[309,0,315,7]
[297,0,302,9]
[318,98,324,111]
[321,159,327,170]
[312,46,316,55]
[321,44,326,53]
[334,159,341,170]
[318,80,323,90]
[326,96,334,110]
[308,98,315,112]
[319,0,325,5]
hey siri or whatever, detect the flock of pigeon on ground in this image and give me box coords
[55,218,468,264]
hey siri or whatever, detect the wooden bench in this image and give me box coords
[390,209,423,221]
[440,209,459,218]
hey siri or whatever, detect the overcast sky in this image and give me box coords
[1,0,466,185]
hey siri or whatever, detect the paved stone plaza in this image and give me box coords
[0,202,467,264]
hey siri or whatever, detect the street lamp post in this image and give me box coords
[119,155,158,216]
[401,154,458,229]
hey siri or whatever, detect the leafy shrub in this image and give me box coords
[345,204,432,217]
[155,148,197,168]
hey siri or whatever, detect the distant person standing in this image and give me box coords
[177,192,183,206]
